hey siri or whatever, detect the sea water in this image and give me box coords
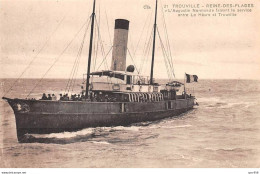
[0,79,259,167]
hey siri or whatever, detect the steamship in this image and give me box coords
[3,0,198,142]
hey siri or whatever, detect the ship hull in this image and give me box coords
[4,98,195,142]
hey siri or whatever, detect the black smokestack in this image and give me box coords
[111,19,129,71]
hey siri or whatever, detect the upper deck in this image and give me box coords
[88,70,161,93]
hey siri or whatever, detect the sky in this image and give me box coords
[0,0,259,80]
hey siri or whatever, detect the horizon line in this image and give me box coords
[0,77,259,80]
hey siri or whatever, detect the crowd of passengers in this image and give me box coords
[39,91,192,102]
[39,92,162,102]
[40,93,85,101]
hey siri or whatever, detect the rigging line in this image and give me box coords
[94,16,109,70]
[93,6,100,71]
[93,11,97,71]
[160,0,170,55]
[160,38,171,80]
[140,36,152,74]
[127,48,140,74]
[99,32,109,70]
[142,10,154,54]
[70,21,90,92]
[95,5,113,85]
[96,46,113,70]
[92,18,97,71]
[70,56,81,92]
[128,31,140,74]
[27,20,89,97]
[164,56,172,81]
[69,56,81,92]
[133,10,152,58]
[142,32,153,74]
[160,0,175,77]
[93,7,100,71]
[105,9,112,46]
[94,15,105,56]
[139,12,154,71]
[157,28,170,75]
[68,16,91,76]
[65,17,91,92]
[66,48,81,92]
[158,28,171,81]
[65,18,90,91]
[129,31,136,56]
[67,15,92,91]
[160,36,171,81]
[129,32,134,55]
[68,43,84,92]
[94,22,99,71]
[157,27,174,80]
[3,15,67,97]
[65,14,93,92]
[140,30,152,73]
[162,17,175,78]
[140,28,153,73]
[70,13,94,92]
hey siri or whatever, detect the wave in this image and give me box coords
[89,141,111,145]
[31,128,95,139]
[198,96,259,109]
[197,97,222,103]
[23,125,143,144]
[204,147,253,153]
[172,124,192,128]
[110,126,140,132]
[148,123,192,130]
[218,101,258,109]
[29,124,142,140]
[218,102,242,109]
[243,101,259,108]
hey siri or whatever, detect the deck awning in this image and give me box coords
[90,71,112,76]
[90,71,125,80]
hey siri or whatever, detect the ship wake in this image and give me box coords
[20,125,142,144]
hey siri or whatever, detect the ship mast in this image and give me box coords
[150,0,158,85]
[85,0,96,99]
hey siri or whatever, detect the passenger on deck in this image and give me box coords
[47,94,52,100]
[41,93,48,100]
[77,94,81,101]
[59,94,64,101]
[81,94,85,100]
[51,94,57,101]
[71,94,75,101]
[63,94,69,101]
[73,94,78,101]
[71,94,78,101]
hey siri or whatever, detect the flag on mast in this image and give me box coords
[186,73,198,83]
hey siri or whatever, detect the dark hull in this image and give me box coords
[4,98,195,142]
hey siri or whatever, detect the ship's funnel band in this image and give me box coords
[115,19,129,30]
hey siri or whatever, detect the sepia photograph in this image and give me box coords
[0,0,259,171]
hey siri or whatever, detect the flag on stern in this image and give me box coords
[186,73,198,83]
